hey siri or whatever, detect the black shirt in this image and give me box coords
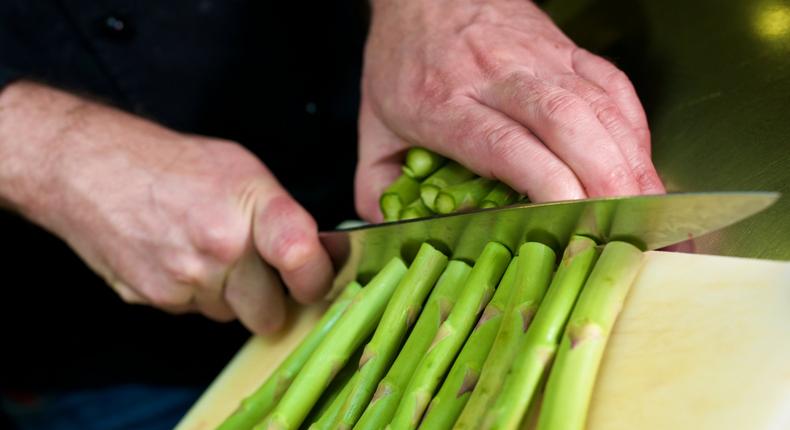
[0,0,366,389]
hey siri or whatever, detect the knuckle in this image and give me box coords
[594,102,624,130]
[540,91,583,122]
[192,216,247,264]
[163,254,210,285]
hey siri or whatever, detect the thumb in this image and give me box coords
[251,177,334,304]
[355,98,411,223]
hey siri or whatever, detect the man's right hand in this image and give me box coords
[0,81,334,334]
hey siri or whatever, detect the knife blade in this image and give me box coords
[319,191,779,288]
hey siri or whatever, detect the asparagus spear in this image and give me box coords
[217,281,363,430]
[353,260,472,430]
[388,242,512,430]
[418,259,519,430]
[435,178,497,214]
[484,236,599,429]
[309,372,360,430]
[536,241,644,430]
[453,242,556,430]
[258,258,408,430]
[333,243,449,429]
[419,162,476,211]
[305,343,364,429]
[400,198,434,220]
[403,147,446,179]
[381,174,420,222]
[480,183,518,209]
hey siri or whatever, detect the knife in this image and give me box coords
[319,191,779,288]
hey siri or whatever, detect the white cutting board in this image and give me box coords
[177,251,790,430]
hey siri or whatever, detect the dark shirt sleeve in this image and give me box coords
[0,65,19,89]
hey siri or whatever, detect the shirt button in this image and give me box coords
[100,14,133,40]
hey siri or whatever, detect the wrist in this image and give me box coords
[0,81,88,221]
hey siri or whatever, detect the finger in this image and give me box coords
[571,49,650,148]
[480,74,641,197]
[423,98,586,202]
[554,75,665,194]
[225,250,287,334]
[193,285,235,322]
[356,98,411,222]
[252,183,334,304]
[108,280,149,305]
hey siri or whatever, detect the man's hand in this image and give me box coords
[356,0,665,222]
[0,81,333,334]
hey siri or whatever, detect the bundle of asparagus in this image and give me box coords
[217,238,643,430]
[216,148,645,430]
[380,148,525,221]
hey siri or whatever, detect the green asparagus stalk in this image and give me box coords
[399,198,434,220]
[388,242,512,430]
[332,243,449,429]
[419,162,476,211]
[403,147,446,179]
[217,281,363,430]
[536,241,644,430]
[483,236,599,429]
[480,183,518,209]
[435,178,497,214]
[381,174,421,222]
[418,259,519,430]
[258,258,408,430]
[309,372,360,430]
[305,342,364,428]
[453,242,556,430]
[353,260,472,430]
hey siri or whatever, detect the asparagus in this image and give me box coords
[353,260,472,430]
[418,259,519,430]
[333,243,449,429]
[217,281,363,430]
[400,198,434,220]
[480,183,518,209]
[435,178,497,214]
[403,147,446,179]
[484,236,599,429]
[309,372,359,430]
[258,258,408,430]
[536,241,644,430]
[453,242,556,430]
[388,242,512,430]
[419,162,476,211]
[381,174,421,222]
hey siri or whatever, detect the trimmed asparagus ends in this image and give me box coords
[419,259,519,430]
[420,161,476,211]
[354,260,472,430]
[485,235,600,429]
[400,198,433,220]
[536,241,643,430]
[218,281,363,430]
[381,174,420,222]
[435,177,497,214]
[389,242,512,430]
[260,258,408,430]
[480,183,518,209]
[453,242,556,430]
[333,243,449,429]
[403,147,446,179]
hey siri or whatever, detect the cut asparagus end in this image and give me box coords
[380,174,420,221]
[400,198,434,220]
[403,147,446,179]
[480,182,518,209]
